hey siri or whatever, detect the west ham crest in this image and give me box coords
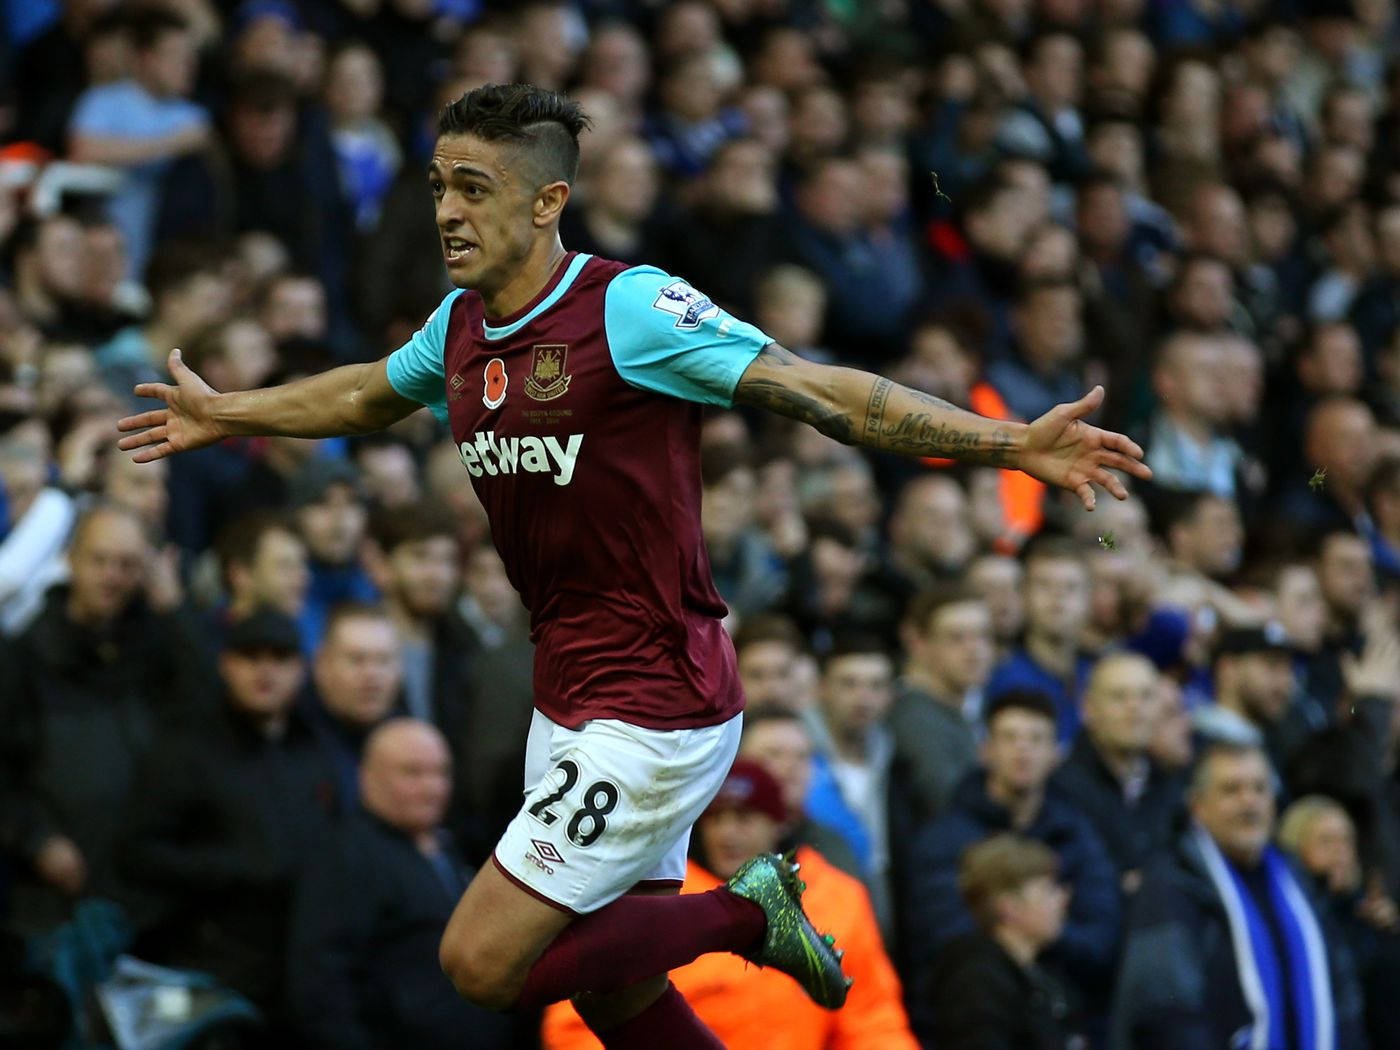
[524,344,571,401]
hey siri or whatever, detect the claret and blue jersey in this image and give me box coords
[386,252,773,731]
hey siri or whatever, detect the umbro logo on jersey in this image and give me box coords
[457,431,583,486]
[652,280,719,329]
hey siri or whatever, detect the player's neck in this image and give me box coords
[479,236,569,320]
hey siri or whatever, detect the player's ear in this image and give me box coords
[534,180,570,228]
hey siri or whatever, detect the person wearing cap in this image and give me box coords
[289,456,378,651]
[117,606,339,1046]
[540,759,918,1050]
[287,719,513,1050]
[1194,621,1298,770]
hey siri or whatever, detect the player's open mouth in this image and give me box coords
[444,237,477,262]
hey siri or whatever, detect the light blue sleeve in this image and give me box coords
[603,266,773,407]
[385,289,462,425]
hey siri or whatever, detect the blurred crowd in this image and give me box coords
[3,0,1400,1047]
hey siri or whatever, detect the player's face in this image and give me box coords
[429,134,540,294]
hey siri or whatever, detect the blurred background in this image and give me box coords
[1,0,1400,1047]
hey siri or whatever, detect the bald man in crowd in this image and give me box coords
[288,719,512,1050]
[1050,652,1184,894]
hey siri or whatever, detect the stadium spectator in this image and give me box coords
[700,443,786,623]
[1051,652,1183,892]
[287,719,513,1050]
[66,7,209,279]
[560,135,659,265]
[1160,488,1246,582]
[0,426,77,635]
[1145,330,1244,498]
[803,635,898,934]
[901,690,1120,1004]
[883,475,977,595]
[4,213,91,341]
[1112,741,1368,1050]
[95,239,232,402]
[751,265,829,363]
[324,43,401,233]
[787,156,921,362]
[1279,795,1400,1049]
[967,552,1026,662]
[289,457,376,649]
[986,278,1087,423]
[1194,623,1297,757]
[657,137,784,317]
[997,32,1090,183]
[303,603,403,807]
[644,50,744,179]
[453,541,535,846]
[541,759,918,1050]
[921,835,1083,1050]
[890,586,993,822]
[731,614,806,713]
[738,708,865,882]
[0,504,203,933]
[1279,397,1380,537]
[1362,457,1400,578]
[118,608,338,1039]
[986,536,1095,743]
[1350,203,1400,358]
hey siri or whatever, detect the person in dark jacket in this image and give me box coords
[1111,741,1368,1050]
[925,833,1082,1050]
[118,609,340,1041]
[287,719,513,1050]
[301,602,403,806]
[363,501,483,836]
[901,690,1121,997]
[0,504,206,935]
[1051,652,1185,894]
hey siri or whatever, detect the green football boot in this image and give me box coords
[725,852,852,1010]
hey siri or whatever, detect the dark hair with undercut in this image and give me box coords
[983,688,1058,730]
[438,83,590,188]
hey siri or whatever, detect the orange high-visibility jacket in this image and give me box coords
[922,381,1045,550]
[540,848,919,1050]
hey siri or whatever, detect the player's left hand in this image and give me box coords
[1018,386,1152,511]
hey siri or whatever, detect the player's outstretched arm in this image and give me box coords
[732,343,1152,511]
[116,349,420,462]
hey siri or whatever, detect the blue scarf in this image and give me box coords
[1192,823,1334,1050]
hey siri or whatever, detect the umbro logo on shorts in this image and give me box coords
[531,839,566,865]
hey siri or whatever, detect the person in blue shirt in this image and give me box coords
[67,8,210,280]
[986,535,1097,744]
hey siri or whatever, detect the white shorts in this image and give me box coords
[493,709,742,914]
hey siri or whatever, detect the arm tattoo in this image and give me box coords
[863,378,892,446]
[735,378,857,443]
[734,344,1017,463]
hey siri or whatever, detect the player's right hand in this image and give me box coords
[116,348,225,462]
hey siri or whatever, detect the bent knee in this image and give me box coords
[438,932,523,1011]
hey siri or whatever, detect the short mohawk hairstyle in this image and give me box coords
[438,83,591,188]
